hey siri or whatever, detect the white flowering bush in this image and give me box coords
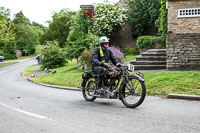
[91,4,127,37]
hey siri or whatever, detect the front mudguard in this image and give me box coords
[128,75,144,82]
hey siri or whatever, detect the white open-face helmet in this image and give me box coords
[99,36,109,44]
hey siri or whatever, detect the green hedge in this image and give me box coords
[136,36,165,49]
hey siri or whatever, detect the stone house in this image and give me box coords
[167,0,200,70]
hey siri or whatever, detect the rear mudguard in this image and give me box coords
[81,71,95,88]
[81,79,87,88]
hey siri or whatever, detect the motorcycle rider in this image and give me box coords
[91,36,119,94]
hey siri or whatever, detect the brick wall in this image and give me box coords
[167,0,200,70]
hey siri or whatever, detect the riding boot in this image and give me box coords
[96,79,104,94]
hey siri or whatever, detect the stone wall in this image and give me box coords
[167,0,200,70]
[168,0,200,34]
[110,22,137,50]
[167,33,200,70]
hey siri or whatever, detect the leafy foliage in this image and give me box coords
[40,41,67,69]
[79,49,93,70]
[128,0,161,36]
[136,36,164,49]
[66,10,97,59]
[41,9,75,47]
[158,0,168,36]
[32,21,47,42]
[0,14,16,59]
[0,7,11,26]
[13,11,31,25]
[15,24,39,55]
[91,4,127,37]
[124,47,139,55]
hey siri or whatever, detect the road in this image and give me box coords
[0,58,200,133]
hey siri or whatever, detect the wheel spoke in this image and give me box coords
[121,77,146,108]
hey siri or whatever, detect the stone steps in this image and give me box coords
[134,65,166,70]
[130,61,166,65]
[136,55,166,61]
[131,49,167,70]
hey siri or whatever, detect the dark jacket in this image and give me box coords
[91,47,118,69]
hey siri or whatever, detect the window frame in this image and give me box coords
[178,8,200,18]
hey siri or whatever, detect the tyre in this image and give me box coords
[121,76,146,108]
[82,79,97,101]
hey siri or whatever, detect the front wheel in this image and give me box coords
[82,79,97,101]
[121,76,146,108]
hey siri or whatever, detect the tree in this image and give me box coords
[13,11,30,25]
[66,10,99,59]
[32,21,47,33]
[0,14,16,59]
[32,21,47,44]
[41,9,75,47]
[0,7,11,26]
[128,0,161,36]
[91,3,127,37]
[15,24,39,55]
[13,11,42,55]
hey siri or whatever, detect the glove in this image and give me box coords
[116,63,123,67]
[99,62,104,66]
[103,63,111,68]
[99,62,110,68]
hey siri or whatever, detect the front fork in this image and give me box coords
[119,75,143,99]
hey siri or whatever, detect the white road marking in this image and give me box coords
[0,102,54,122]
[0,70,6,74]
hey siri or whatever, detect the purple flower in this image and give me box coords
[108,46,125,63]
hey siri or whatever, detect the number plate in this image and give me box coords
[127,64,134,72]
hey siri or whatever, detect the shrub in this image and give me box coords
[136,36,164,50]
[3,53,16,59]
[40,41,67,70]
[109,46,125,63]
[79,49,92,70]
[124,47,139,55]
[91,3,127,37]
[0,50,3,56]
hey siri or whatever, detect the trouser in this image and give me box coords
[93,66,107,89]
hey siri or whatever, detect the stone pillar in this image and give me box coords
[167,0,200,70]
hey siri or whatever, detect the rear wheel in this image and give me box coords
[82,79,96,101]
[121,76,146,108]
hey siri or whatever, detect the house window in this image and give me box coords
[178,8,200,18]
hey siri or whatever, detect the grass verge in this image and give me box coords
[31,60,84,87]
[124,54,138,62]
[0,62,18,68]
[21,65,35,76]
[24,60,200,97]
[143,71,200,97]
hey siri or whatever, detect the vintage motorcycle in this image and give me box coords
[81,64,146,108]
